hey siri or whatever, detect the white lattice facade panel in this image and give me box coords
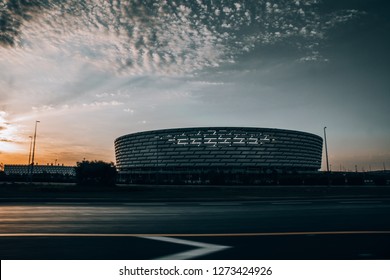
[115,127,323,173]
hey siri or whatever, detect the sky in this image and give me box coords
[0,0,389,171]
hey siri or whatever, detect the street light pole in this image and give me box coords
[28,136,33,165]
[323,126,330,172]
[156,136,160,184]
[30,121,40,182]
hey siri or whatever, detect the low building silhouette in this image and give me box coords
[4,164,76,176]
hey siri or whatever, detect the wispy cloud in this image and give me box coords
[31,100,124,114]
[0,0,362,78]
[0,110,24,152]
[0,0,363,120]
[82,100,123,108]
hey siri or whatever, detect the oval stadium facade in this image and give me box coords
[115,127,323,184]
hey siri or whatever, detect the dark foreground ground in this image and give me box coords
[2,233,389,260]
[0,198,390,260]
[0,184,389,260]
[1,183,390,202]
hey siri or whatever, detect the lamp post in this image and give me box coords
[28,136,33,165]
[30,121,40,182]
[323,126,330,172]
[155,136,161,184]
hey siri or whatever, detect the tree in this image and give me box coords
[75,160,117,187]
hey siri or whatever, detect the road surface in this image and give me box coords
[1,197,389,259]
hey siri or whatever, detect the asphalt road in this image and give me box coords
[1,197,389,259]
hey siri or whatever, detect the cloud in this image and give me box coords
[189,81,227,86]
[0,0,363,78]
[0,138,14,143]
[0,110,24,152]
[82,100,123,108]
[31,105,55,113]
[123,108,134,114]
[31,100,124,114]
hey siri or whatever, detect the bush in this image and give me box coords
[75,160,117,187]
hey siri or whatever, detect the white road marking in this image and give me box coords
[0,231,388,260]
[339,201,381,204]
[141,236,231,260]
[122,203,167,206]
[0,233,230,260]
[44,202,90,205]
[198,202,242,206]
[358,253,374,257]
[272,202,312,205]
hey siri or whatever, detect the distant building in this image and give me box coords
[4,164,76,176]
[115,127,323,184]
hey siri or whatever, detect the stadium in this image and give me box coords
[114,127,323,184]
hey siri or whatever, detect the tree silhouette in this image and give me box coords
[75,160,117,187]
